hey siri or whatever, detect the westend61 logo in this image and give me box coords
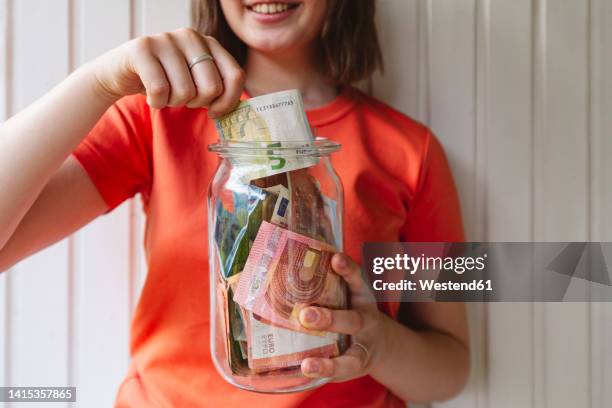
[371,253,488,275]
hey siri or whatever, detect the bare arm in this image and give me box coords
[0,66,115,250]
[0,28,245,266]
[369,302,470,402]
[0,157,108,271]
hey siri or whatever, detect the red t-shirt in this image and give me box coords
[73,86,464,407]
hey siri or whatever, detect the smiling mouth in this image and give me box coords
[247,2,300,15]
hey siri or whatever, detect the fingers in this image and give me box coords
[128,39,170,108]
[331,253,366,294]
[203,36,245,117]
[301,344,368,380]
[299,306,362,335]
[172,29,225,108]
[127,28,243,112]
[152,33,197,107]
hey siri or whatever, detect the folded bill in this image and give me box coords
[214,89,318,180]
[233,221,347,335]
[214,89,311,140]
[217,280,247,375]
[287,169,337,246]
[245,311,339,373]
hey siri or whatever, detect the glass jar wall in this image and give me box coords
[207,139,347,393]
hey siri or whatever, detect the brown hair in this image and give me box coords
[191,0,383,85]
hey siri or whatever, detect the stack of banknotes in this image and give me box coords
[213,90,348,376]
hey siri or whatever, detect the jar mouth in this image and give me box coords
[208,137,341,158]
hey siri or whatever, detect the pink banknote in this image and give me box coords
[233,221,347,335]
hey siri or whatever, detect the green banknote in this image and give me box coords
[214,183,290,279]
[214,89,319,180]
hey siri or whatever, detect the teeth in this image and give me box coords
[252,3,291,14]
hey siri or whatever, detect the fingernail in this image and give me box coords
[304,359,321,374]
[335,254,348,269]
[301,307,319,324]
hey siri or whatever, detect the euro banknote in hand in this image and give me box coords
[244,311,339,373]
[233,221,347,336]
[214,89,318,180]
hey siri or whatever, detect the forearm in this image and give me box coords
[369,313,470,403]
[0,63,116,248]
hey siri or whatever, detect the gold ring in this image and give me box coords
[188,53,214,70]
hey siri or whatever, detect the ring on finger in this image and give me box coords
[188,53,214,70]
[351,341,370,365]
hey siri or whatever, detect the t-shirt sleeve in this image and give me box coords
[72,95,153,211]
[400,132,465,242]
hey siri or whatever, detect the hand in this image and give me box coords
[298,253,386,382]
[91,27,245,115]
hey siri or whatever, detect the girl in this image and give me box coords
[0,0,469,406]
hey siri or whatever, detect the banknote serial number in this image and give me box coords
[372,279,493,292]
[255,100,294,113]
[1,387,76,402]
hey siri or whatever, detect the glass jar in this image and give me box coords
[207,139,348,393]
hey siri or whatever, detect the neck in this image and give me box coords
[244,46,338,109]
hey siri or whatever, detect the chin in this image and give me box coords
[246,35,305,54]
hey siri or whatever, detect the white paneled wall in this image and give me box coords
[1,1,611,407]
[373,1,612,408]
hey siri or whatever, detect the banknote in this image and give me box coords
[287,169,337,247]
[245,311,339,373]
[250,172,289,190]
[267,185,290,228]
[214,184,290,279]
[217,280,246,375]
[214,89,318,180]
[215,89,312,143]
[233,221,347,335]
[228,273,247,343]
[217,272,258,375]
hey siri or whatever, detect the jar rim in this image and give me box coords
[208,137,341,158]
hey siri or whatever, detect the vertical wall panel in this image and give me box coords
[428,0,477,240]
[600,0,612,401]
[0,0,7,118]
[129,201,148,314]
[141,0,191,34]
[534,1,591,408]
[71,1,134,406]
[129,0,193,314]
[599,1,612,245]
[0,0,9,392]
[79,0,130,60]
[485,0,535,407]
[74,211,131,408]
[8,2,72,403]
[590,0,612,406]
[429,3,482,408]
[372,0,420,120]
